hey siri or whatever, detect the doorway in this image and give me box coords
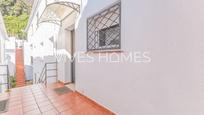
[70,30,75,83]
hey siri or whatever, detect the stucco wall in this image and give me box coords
[4,37,16,76]
[57,24,72,83]
[0,12,7,64]
[24,41,33,80]
[0,39,4,63]
[75,0,204,115]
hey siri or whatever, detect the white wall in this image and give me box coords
[0,13,7,64]
[32,57,44,83]
[27,22,59,82]
[75,0,204,115]
[0,39,4,63]
[57,25,72,83]
[24,41,33,80]
[0,13,9,93]
[4,37,16,76]
[31,23,58,58]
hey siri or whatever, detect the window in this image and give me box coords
[99,24,120,47]
[87,2,121,51]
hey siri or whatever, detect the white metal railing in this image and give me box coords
[37,62,58,86]
[0,65,10,92]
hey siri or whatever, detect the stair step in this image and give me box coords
[16,48,26,87]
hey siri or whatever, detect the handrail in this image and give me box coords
[37,62,57,86]
[38,64,46,83]
[0,65,10,91]
[37,63,47,84]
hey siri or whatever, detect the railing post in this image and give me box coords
[35,74,36,84]
[56,62,58,82]
[45,63,47,87]
[6,65,9,90]
[37,62,58,86]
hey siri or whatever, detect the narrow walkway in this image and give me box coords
[16,48,26,87]
[0,83,114,115]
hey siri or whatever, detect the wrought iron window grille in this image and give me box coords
[87,2,121,51]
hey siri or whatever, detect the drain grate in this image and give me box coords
[0,99,8,113]
[54,87,72,95]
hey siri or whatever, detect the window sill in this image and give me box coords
[86,49,123,54]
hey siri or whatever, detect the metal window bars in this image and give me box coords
[87,2,121,51]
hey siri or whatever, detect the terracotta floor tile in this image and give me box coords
[38,101,51,107]
[9,97,21,102]
[35,95,47,100]
[69,102,91,113]
[57,103,71,112]
[8,100,22,107]
[22,94,33,98]
[23,109,41,115]
[36,98,49,103]
[47,95,58,101]
[0,83,115,115]
[23,104,39,112]
[42,109,59,115]
[39,104,54,113]
[5,109,23,115]
[52,101,66,108]
[22,96,33,99]
[77,109,97,115]
[22,98,34,102]
[60,110,78,115]
[9,93,21,97]
[23,100,36,105]
[34,93,45,97]
[8,104,22,111]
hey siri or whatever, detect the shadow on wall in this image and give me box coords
[24,65,33,80]
[6,55,15,76]
[33,57,45,80]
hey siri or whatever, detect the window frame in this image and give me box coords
[87,1,121,51]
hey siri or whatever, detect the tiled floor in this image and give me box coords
[16,48,26,87]
[65,83,75,91]
[0,83,114,115]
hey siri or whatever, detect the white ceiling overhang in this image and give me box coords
[38,0,80,26]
